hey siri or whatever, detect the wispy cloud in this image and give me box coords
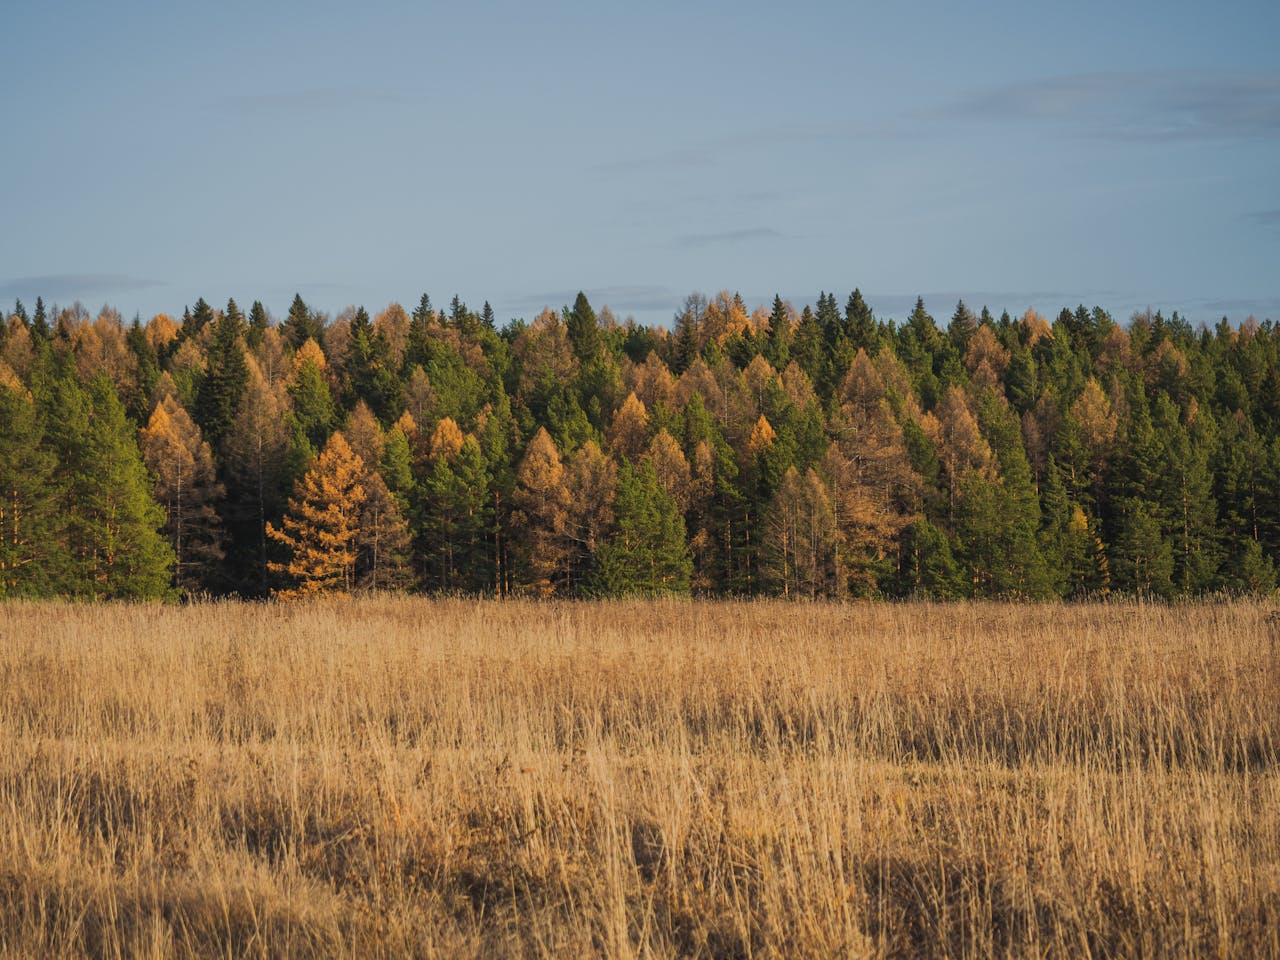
[207,87,420,115]
[671,227,783,249]
[1246,209,1280,229]
[948,71,1280,141]
[593,145,720,176]
[1185,296,1280,319]
[0,273,162,302]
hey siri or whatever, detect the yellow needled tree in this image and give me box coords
[139,394,224,594]
[266,432,365,600]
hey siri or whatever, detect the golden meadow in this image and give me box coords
[1,599,1277,958]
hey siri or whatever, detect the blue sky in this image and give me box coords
[3,0,1278,329]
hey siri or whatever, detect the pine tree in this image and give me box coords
[267,432,366,600]
[40,369,173,598]
[1112,499,1175,597]
[140,395,224,594]
[1152,396,1221,592]
[0,383,65,597]
[894,518,963,598]
[591,461,691,596]
[420,429,491,591]
[180,297,215,344]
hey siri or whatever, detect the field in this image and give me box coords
[1,600,1278,958]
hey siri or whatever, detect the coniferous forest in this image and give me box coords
[1,288,1277,601]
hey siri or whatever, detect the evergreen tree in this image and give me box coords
[844,290,876,354]
[0,383,65,597]
[125,317,161,420]
[420,427,491,591]
[193,298,249,448]
[893,517,963,598]
[1112,499,1175,597]
[281,293,323,350]
[566,291,602,364]
[763,295,791,370]
[1152,396,1221,592]
[182,297,215,343]
[31,297,49,341]
[246,300,270,350]
[591,461,691,596]
[40,369,173,598]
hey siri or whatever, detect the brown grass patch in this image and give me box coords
[1,599,1278,957]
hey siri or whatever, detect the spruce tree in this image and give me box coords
[566,291,602,364]
[246,300,270,350]
[282,293,323,350]
[844,290,876,354]
[194,298,249,448]
[764,295,791,370]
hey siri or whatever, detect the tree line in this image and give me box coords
[0,287,1277,601]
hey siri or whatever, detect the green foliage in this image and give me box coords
[0,384,65,597]
[8,284,1280,602]
[38,367,173,598]
[590,462,691,596]
[194,298,249,447]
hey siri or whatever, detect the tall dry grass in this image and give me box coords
[0,599,1277,958]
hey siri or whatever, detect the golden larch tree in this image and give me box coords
[511,427,572,596]
[139,394,224,593]
[609,392,649,462]
[267,432,366,600]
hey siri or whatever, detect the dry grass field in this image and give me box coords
[1,599,1278,958]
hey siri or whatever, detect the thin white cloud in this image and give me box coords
[948,71,1280,141]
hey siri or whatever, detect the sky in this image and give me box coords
[3,0,1279,330]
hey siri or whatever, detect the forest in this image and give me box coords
[0,288,1277,601]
